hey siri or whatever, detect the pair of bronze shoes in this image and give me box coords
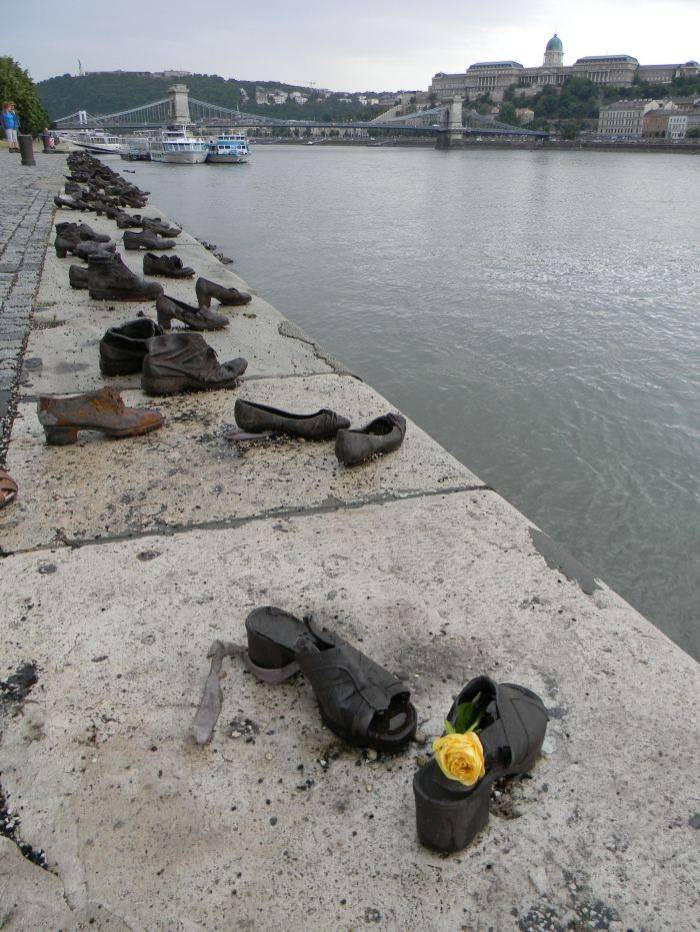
[229,400,406,467]
[99,319,248,396]
[208,607,549,854]
[155,278,252,331]
[69,254,163,301]
[55,221,115,260]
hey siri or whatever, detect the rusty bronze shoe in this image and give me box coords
[155,294,228,331]
[141,332,247,396]
[123,230,176,251]
[88,254,164,302]
[99,318,164,376]
[335,413,407,467]
[37,388,164,444]
[69,265,88,289]
[195,277,252,308]
[144,253,194,279]
[233,400,350,440]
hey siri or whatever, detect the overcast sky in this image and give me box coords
[5,0,699,90]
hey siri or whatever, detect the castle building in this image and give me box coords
[430,35,699,103]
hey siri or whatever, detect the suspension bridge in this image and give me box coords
[54,84,548,143]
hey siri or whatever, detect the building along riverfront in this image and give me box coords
[430,33,699,103]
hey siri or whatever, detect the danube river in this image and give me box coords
[123,145,700,659]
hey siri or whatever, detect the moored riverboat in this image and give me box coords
[60,130,123,154]
[119,137,151,161]
[149,125,209,164]
[205,132,250,164]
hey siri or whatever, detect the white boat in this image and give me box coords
[60,130,123,154]
[119,137,151,161]
[206,132,250,164]
[149,125,209,164]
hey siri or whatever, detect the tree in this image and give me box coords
[534,85,560,119]
[687,126,700,138]
[561,119,584,139]
[0,56,50,134]
[497,103,519,126]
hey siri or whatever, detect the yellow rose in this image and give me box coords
[433,732,486,787]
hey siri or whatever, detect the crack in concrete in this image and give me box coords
[0,664,51,875]
[0,482,492,558]
[529,528,601,596]
[277,320,360,378]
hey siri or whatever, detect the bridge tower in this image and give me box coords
[168,84,191,124]
[436,95,466,150]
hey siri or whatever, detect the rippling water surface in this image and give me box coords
[124,146,700,658]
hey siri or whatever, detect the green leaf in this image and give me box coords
[444,720,456,735]
[452,694,482,734]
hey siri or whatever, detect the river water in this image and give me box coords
[121,146,700,659]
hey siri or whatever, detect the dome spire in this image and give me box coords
[544,33,564,66]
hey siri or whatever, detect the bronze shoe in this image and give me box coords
[142,332,247,396]
[69,265,88,289]
[37,388,164,444]
[156,294,228,331]
[123,230,175,251]
[195,276,251,308]
[88,254,163,302]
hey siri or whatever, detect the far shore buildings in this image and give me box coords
[597,97,700,137]
[430,35,699,103]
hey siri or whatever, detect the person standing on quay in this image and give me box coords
[2,101,20,151]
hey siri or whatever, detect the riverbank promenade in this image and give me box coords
[0,153,697,930]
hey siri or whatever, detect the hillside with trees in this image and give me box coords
[490,72,700,136]
[37,72,386,123]
[0,57,50,133]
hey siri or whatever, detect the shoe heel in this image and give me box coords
[141,375,186,396]
[156,309,173,330]
[43,426,79,445]
[246,629,297,677]
[55,243,68,258]
[413,769,491,853]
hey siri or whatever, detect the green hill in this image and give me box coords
[37,72,386,123]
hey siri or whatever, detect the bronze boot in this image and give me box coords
[142,332,247,395]
[88,254,163,301]
[68,265,88,289]
[37,387,164,444]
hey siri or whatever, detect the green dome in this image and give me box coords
[546,34,563,52]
